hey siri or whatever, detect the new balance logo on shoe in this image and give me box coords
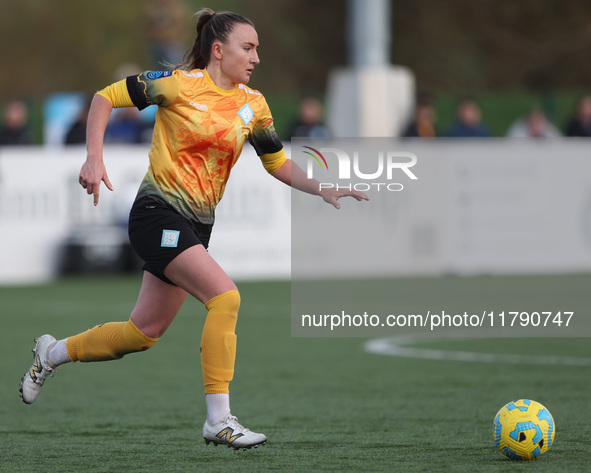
[203,414,266,450]
[19,335,56,404]
[216,427,244,444]
[29,355,43,382]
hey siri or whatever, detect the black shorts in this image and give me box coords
[128,196,213,285]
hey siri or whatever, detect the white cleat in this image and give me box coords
[19,335,57,404]
[203,414,267,450]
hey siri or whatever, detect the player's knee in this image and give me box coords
[205,290,241,318]
[122,319,159,354]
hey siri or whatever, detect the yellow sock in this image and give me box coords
[66,319,158,362]
[201,290,240,394]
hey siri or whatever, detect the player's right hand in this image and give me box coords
[79,158,114,206]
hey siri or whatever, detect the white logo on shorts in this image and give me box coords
[161,229,180,248]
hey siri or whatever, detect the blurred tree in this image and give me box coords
[0,0,345,99]
[392,0,591,92]
[0,1,151,98]
[4,0,591,101]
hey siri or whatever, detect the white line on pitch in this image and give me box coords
[364,337,591,366]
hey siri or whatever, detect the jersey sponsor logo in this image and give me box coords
[146,70,173,80]
[238,104,254,126]
[238,84,261,96]
[182,71,204,78]
[190,102,208,111]
[161,229,180,247]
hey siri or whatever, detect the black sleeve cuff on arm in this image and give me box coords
[249,131,283,156]
[126,75,151,111]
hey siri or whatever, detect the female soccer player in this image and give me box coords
[19,9,367,450]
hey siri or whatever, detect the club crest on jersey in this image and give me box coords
[161,229,180,247]
[237,104,254,126]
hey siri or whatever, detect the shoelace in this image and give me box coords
[36,366,56,385]
[224,415,251,433]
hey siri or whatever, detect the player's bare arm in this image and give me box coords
[79,94,114,206]
[272,158,369,209]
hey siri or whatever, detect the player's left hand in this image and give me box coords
[321,188,370,209]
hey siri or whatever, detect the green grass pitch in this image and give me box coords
[1,274,590,472]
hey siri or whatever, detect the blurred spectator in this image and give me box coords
[506,107,561,138]
[402,93,436,137]
[105,107,152,144]
[64,101,91,145]
[288,97,330,139]
[446,97,491,137]
[142,0,190,68]
[0,100,33,145]
[565,96,591,137]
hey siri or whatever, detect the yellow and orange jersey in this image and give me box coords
[98,68,286,224]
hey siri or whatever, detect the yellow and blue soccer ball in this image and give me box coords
[493,399,555,460]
